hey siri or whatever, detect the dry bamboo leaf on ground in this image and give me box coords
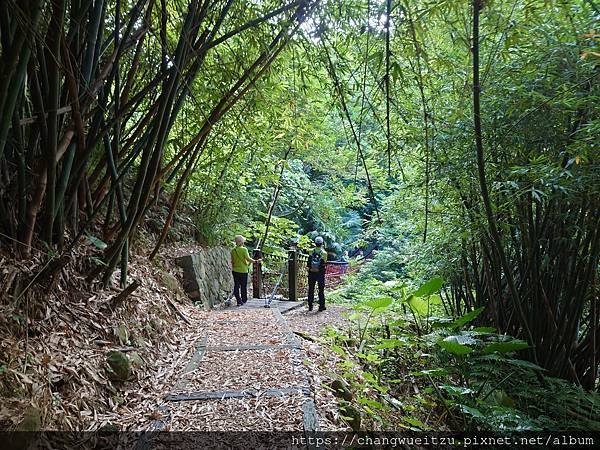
[0,239,352,434]
[167,394,306,431]
[211,309,275,323]
[207,321,288,346]
[285,306,351,338]
[0,242,215,431]
[286,306,352,431]
[180,349,305,392]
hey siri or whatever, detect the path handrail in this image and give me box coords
[256,249,353,301]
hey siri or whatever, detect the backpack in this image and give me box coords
[308,250,324,273]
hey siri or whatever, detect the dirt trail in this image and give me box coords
[145,301,318,435]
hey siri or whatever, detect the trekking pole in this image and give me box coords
[264,260,288,308]
[224,286,235,307]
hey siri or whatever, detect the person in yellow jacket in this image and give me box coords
[231,235,260,306]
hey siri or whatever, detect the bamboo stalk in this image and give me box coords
[471,0,536,360]
[0,0,43,160]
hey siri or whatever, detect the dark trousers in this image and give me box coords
[232,271,248,305]
[308,272,325,310]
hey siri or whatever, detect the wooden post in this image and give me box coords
[288,248,298,302]
[252,249,262,299]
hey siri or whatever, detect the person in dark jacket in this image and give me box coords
[307,236,327,312]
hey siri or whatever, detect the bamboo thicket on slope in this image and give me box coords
[458,0,600,389]
[0,0,314,286]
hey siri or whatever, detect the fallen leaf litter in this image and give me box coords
[0,242,354,433]
[180,348,306,392]
[166,393,306,431]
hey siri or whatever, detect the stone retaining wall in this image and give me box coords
[175,247,233,309]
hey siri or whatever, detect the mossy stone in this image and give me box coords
[117,324,129,345]
[159,270,183,295]
[339,403,361,431]
[329,379,353,402]
[128,351,144,369]
[17,406,41,431]
[106,351,131,381]
[11,406,42,450]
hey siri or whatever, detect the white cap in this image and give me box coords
[315,236,324,245]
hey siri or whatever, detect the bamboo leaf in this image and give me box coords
[374,339,406,349]
[87,234,107,250]
[411,368,450,377]
[358,396,384,409]
[402,416,427,429]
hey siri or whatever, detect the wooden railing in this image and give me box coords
[252,248,350,301]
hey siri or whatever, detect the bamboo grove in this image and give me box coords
[299,0,598,388]
[454,1,599,388]
[0,0,599,391]
[0,0,315,285]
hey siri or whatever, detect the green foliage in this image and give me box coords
[449,308,485,330]
[482,341,530,355]
[363,296,393,311]
[328,269,600,432]
[413,278,444,298]
[437,337,473,356]
[1,0,597,433]
[86,235,107,250]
